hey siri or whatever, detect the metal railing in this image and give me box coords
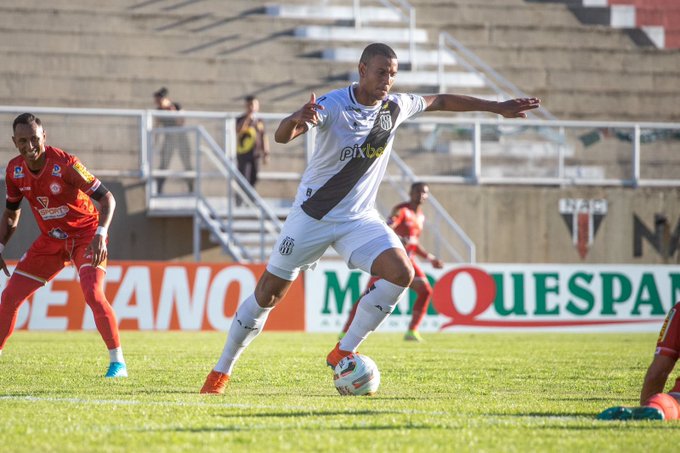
[194,126,283,262]
[151,125,284,262]
[437,32,557,121]
[2,106,679,262]
[351,0,417,70]
[386,152,476,263]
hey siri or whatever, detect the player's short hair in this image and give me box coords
[411,181,428,192]
[13,113,42,133]
[245,95,257,102]
[359,43,398,65]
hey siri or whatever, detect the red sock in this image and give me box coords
[408,282,433,331]
[670,377,680,394]
[0,274,44,349]
[341,277,380,334]
[79,267,120,350]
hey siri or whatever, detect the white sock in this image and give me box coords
[214,294,272,375]
[109,347,125,364]
[340,279,408,352]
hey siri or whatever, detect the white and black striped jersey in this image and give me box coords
[295,84,426,222]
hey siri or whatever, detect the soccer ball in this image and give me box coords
[333,353,380,396]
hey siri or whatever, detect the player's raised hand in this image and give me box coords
[431,257,444,269]
[295,92,324,125]
[87,234,108,267]
[496,97,541,118]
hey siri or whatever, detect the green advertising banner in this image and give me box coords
[305,262,680,333]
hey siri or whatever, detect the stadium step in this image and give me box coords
[266,4,402,23]
[321,46,458,66]
[293,25,429,44]
[348,70,486,88]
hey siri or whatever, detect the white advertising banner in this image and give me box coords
[304,262,680,333]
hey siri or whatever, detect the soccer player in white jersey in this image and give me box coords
[200,43,540,394]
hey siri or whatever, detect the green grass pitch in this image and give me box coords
[2,331,680,452]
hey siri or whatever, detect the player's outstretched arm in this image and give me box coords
[640,355,677,404]
[414,244,444,269]
[274,92,324,144]
[0,208,21,277]
[423,94,540,118]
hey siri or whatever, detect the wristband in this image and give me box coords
[96,226,108,238]
[0,243,4,254]
[426,253,435,261]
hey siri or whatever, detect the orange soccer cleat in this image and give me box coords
[200,370,230,394]
[326,342,354,369]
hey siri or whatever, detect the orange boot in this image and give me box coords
[200,370,230,394]
[326,342,354,369]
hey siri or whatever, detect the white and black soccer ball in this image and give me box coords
[333,353,380,396]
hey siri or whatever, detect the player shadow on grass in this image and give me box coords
[213,409,406,419]
[486,412,673,426]
[168,424,433,433]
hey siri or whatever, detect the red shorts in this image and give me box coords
[656,302,680,360]
[14,233,106,283]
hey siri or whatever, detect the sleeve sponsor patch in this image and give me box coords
[657,308,676,344]
[73,162,95,183]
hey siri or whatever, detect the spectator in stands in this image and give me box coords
[236,95,270,191]
[153,87,192,194]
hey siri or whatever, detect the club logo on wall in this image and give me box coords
[559,199,608,259]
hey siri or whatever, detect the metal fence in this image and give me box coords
[2,106,679,262]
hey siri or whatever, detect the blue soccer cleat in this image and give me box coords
[597,406,664,421]
[630,406,665,420]
[105,362,128,378]
[597,406,633,420]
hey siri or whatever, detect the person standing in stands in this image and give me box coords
[236,95,270,190]
[153,87,193,193]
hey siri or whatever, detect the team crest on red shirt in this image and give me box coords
[50,182,62,195]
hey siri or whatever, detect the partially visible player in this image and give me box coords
[0,113,127,378]
[598,301,680,420]
[340,182,443,342]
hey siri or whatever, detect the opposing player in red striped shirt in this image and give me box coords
[340,182,444,342]
[0,113,126,378]
[599,302,680,420]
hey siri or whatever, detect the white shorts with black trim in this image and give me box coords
[266,206,404,281]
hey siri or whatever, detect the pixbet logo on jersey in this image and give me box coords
[339,143,386,161]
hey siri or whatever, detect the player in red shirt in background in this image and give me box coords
[598,302,680,420]
[340,182,444,342]
[0,113,126,378]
